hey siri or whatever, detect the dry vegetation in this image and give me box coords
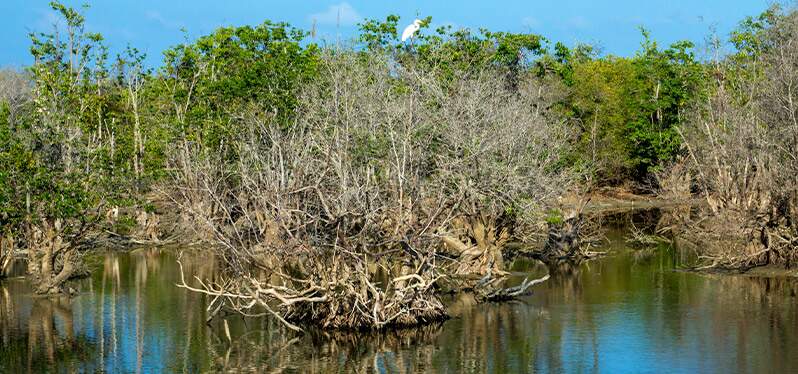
[7,2,798,339]
[666,12,798,270]
[169,51,573,330]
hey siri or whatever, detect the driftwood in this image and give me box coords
[475,271,550,302]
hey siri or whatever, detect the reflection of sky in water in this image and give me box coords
[1,247,797,373]
[69,285,164,372]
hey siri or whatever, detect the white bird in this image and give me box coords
[401,19,422,42]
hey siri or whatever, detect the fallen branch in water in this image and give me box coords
[176,260,326,332]
[479,274,551,302]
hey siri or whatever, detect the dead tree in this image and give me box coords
[169,50,571,330]
[675,9,798,270]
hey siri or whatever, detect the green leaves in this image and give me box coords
[356,15,546,89]
[358,15,401,50]
[625,35,705,176]
[160,20,319,148]
[48,1,87,28]
[6,1,111,230]
[552,31,706,183]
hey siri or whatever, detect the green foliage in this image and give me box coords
[552,30,706,183]
[565,56,637,181]
[729,5,782,62]
[0,104,31,230]
[1,0,780,246]
[24,1,107,228]
[357,15,545,88]
[3,1,149,237]
[541,42,597,85]
[545,209,564,225]
[159,21,319,148]
[414,27,545,88]
[722,6,785,107]
[625,33,705,177]
[358,15,401,50]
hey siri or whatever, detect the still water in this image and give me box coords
[1,240,797,373]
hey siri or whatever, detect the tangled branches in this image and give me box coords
[672,10,798,270]
[170,50,569,330]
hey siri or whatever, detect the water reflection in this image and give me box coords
[0,283,97,373]
[0,245,797,373]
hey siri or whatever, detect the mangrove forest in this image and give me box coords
[1,1,797,373]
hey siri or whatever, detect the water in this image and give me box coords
[1,241,797,373]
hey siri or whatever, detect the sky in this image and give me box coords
[0,0,775,68]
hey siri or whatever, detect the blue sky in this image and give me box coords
[1,0,773,67]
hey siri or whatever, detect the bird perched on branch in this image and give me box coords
[401,19,422,42]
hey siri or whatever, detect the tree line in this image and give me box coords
[0,2,795,329]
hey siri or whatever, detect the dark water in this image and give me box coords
[2,241,798,373]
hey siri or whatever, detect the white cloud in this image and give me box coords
[309,3,362,26]
[145,10,184,30]
[567,16,589,29]
[522,16,541,29]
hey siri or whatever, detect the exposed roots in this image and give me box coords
[177,253,448,332]
[678,206,798,272]
[659,159,797,272]
[535,199,605,263]
[440,215,510,276]
[25,220,89,295]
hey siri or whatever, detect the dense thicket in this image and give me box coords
[551,34,705,183]
[667,7,798,270]
[170,50,568,329]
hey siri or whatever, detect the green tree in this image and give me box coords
[554,31,706,184]
[626,33,705,178]
[358,15,545,88]
[157,21,319,149]
[18,1,122,293]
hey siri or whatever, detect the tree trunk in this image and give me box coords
[441,215,509,277]
[0,235,13,278]
[28,223,79,295]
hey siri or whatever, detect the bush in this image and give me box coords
[675,6,798,270]
[169,49,573,330]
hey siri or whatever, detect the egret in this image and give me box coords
[401,19,422,42]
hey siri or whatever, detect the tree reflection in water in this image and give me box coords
[0,284,97,373]
[0,247,797,373]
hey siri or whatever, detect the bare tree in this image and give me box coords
[169,50,570,330]
[674,10,798,270]
[0,68,31,127]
